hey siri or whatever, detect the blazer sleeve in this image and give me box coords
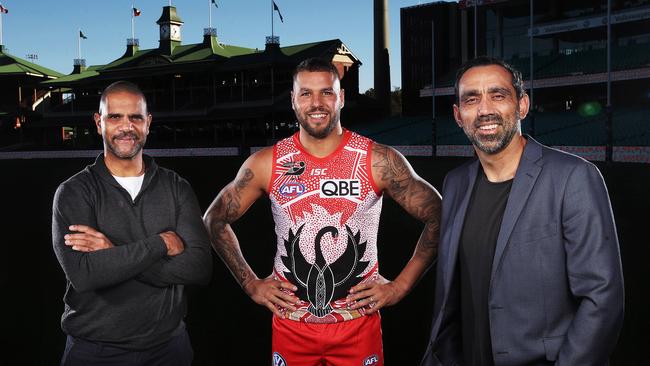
[422,173,463,366]
[556,162,624,365]
[137,178,213,287]
[430,273,463,366]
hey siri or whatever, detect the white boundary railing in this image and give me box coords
[1,145,648,163]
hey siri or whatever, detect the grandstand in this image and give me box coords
[0,4,362,152]
[401,0,650,162]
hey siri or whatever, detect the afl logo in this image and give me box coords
[273,352,287,366]
[280,181,306,197]
[320,179,361,198]
[363,354,380,365]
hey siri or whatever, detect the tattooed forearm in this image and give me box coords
[210,224,252,287]
[204,168,256,287]
[415,216,440,262]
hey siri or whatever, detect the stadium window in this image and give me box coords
[62,93,75,105]
[62,127,74,141]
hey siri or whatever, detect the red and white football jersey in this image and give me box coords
[269,129,383,323]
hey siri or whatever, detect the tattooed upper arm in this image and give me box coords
[371,143,441,223]
[204,148,272,231]
[216,168,256,224]
[202,149,272,287]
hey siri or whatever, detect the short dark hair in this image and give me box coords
[293,57,340,84]
[99,80,148,114]
[454,56,525,103]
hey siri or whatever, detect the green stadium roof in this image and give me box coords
[42,65,103,85]
[42,36,357,87]
[218,39,358,70]
[98,38,257,71]
[0,46,64,79]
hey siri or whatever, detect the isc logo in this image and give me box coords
[320,179,360,198]
[280,181,306,197]
[310,168,328,176]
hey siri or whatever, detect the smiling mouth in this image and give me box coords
[478,124,499,131]
[113,137,139,147]
[308,113,328,119]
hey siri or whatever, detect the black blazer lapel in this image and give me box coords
[490,137,543,282]
[443,159,480,291]
[430,158,481,342]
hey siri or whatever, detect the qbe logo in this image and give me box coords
[320,179,361,198]
[363,354,380,365]
[280,181,306,197]
[273,352,287,366]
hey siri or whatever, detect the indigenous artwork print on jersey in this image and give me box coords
[270,130,383,323]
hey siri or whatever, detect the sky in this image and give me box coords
[0,0,454,93]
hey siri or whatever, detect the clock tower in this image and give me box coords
[157,5,184,54]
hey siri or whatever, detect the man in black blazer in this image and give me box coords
[421,57,624,366]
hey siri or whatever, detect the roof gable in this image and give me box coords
[0,48,64,78]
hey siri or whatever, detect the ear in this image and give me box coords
[453,104,462,128]
[94,113,103,135]
[340,88,345,109]
[146,114,152,135]
[290,90,296,111]
[517,93,530,120]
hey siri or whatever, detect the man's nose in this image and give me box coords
[477,97,496,116]
[118,118,134,130]
[310,94,323,107]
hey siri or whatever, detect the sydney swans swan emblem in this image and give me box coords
[281,225,370,317]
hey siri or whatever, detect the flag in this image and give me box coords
[211,0,218,8]
[273,1,284,23]
[133,7,141,16]
[0,4,8,14]
[79,30,88,39]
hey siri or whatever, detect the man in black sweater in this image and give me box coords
[52,81,212,366]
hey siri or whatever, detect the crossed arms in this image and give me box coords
[52,178,212,292]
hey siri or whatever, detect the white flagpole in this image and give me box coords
[131,5,135,40]
[0,10,4,46]
[78,29,81,59]
[271,0,274,39]
[169,0,172,6]
[209,0,212,28]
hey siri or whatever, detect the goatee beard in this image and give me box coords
[297,107,338,139]
[106,132,144,159]
[465,112,520,155]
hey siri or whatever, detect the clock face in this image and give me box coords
[160,24,170,39]
[170,25,181,41]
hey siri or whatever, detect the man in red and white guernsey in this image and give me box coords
[204,58,441,366]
